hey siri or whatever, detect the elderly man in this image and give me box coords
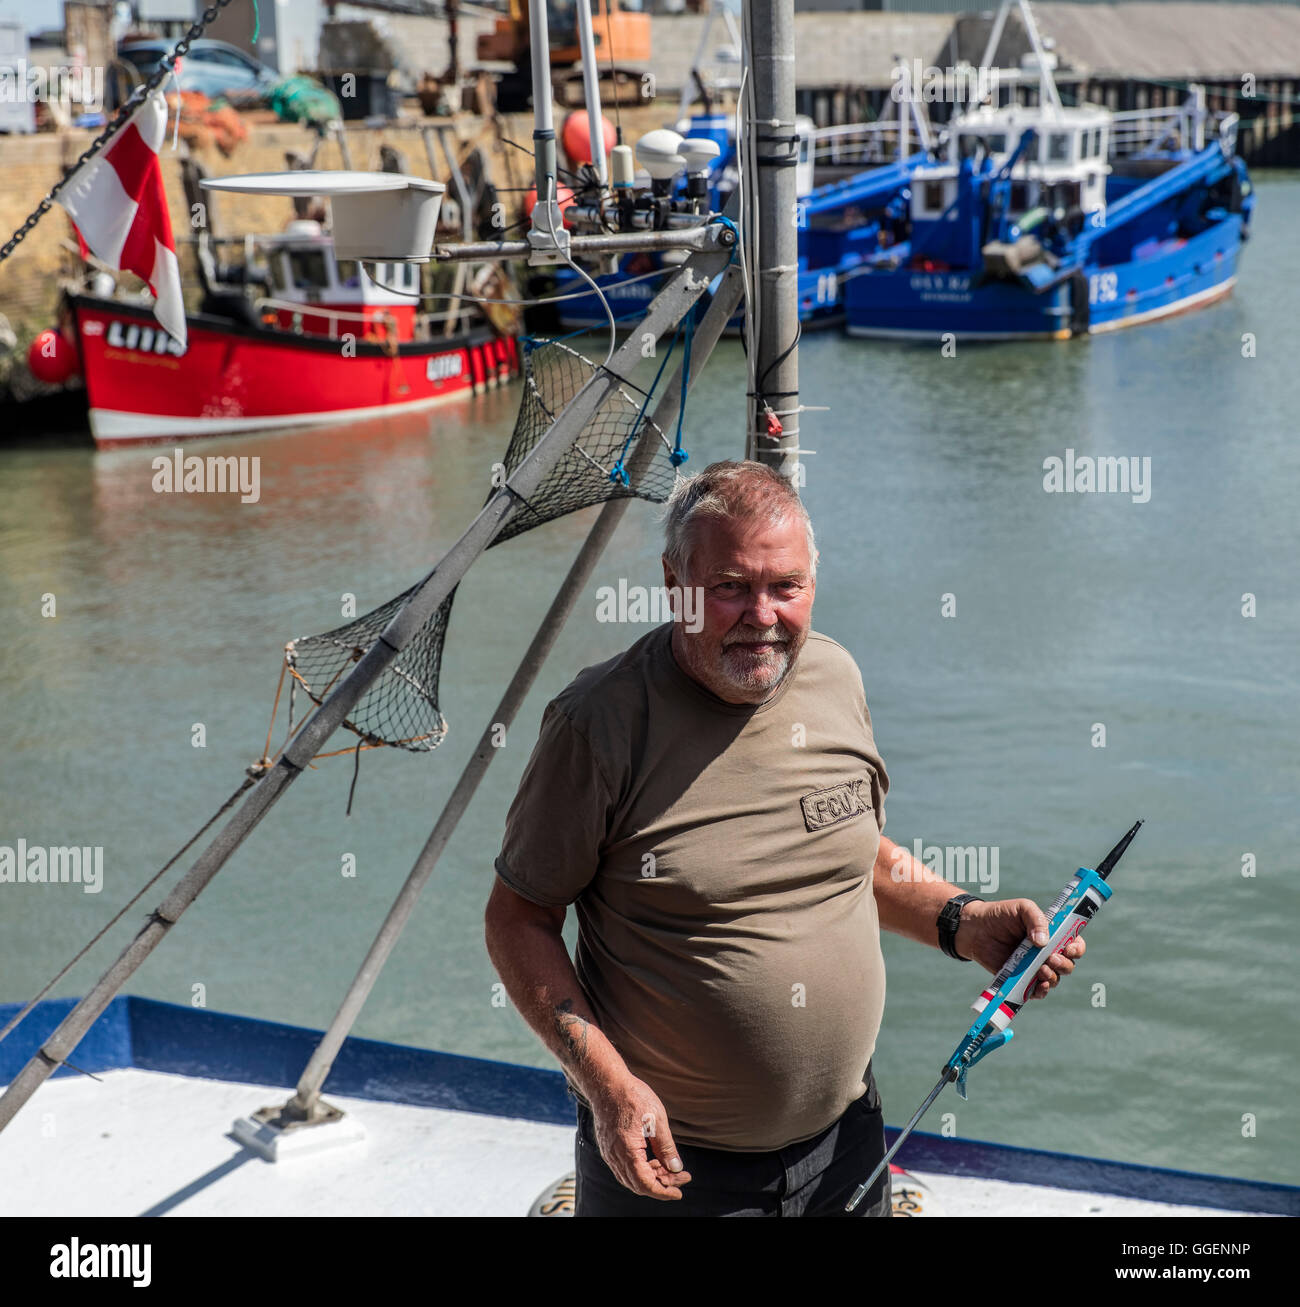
[485,460,1083,1217]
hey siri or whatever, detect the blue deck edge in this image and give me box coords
[2,996,1295,1215]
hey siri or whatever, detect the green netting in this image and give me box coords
[281,335,682,754]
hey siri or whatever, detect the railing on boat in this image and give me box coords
[810,120,934,169]
[252,296,464,346]
[1109,103,1239,160]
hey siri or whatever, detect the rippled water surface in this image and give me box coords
[2,176,1297,1186]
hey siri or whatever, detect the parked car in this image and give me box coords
[117,38,278,102]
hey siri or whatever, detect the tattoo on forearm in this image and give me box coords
[553,998,590,1065]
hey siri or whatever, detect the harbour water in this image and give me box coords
[1,175,1297,1188]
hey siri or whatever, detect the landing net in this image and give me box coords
[274,335,686,756]
[489,336,681,546]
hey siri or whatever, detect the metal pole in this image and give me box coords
[747,0,800,483]
[0,238,733,1137]
[432,225,719,264]
[333,120,354,170]
[428,125,475,337]
[526,0,568,259]
[575,0,608,185]
[287,265,747,1119]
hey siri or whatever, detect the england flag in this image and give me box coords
[57,90,186,349]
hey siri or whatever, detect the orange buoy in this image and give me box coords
[561,111,616,169]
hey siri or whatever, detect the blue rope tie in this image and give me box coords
[709,213,741,264]
[611,321,681,486]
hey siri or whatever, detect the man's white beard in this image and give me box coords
[719,626,795,694]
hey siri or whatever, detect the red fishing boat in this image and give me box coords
[57,219,519,448]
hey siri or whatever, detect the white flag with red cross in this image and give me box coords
[57,89,187,349]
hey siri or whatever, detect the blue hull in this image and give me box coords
[845,215,1245,340]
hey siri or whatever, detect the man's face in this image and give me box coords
[663,512,816,705]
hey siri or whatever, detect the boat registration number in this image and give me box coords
[1090,272,1119,304]
[426,354,465,383]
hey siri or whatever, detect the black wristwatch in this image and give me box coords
[936,893,983,961]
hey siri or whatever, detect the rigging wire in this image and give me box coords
[539,176,617,369]
[604,3,623,139]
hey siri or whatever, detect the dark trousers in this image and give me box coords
[573,1066,892,1217]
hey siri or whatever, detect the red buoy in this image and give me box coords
[522,184,576,229]
[27,328,80,385]
[561,111,616,169]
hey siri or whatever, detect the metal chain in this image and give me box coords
[0,0,234,267]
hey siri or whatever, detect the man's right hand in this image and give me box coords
[590,1074,693,1201]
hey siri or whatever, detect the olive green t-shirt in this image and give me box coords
[494,622,889,1151]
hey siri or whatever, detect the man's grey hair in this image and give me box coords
[661,461,817,583]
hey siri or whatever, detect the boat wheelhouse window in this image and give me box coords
[287,249,328,291]
[924,181,944,213]
[987,133,1007,154]
[1051,180,1082,212]
[1048,133,1071,162]
[1092,128,1103,158]
[336,260,362,289]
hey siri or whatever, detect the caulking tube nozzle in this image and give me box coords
[1096,819,1143,881]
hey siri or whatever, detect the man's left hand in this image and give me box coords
[953,899,1084,998]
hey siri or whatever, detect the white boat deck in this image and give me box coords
[0,1069,1263,1217]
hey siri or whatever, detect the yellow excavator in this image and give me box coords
[477,0,653,110]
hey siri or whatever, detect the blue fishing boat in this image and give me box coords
[843,1,1253,340]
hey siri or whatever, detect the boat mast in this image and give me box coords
[745,0,801,482]
[981,0,1063,113]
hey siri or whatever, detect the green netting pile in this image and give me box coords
[283,335,681,754]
